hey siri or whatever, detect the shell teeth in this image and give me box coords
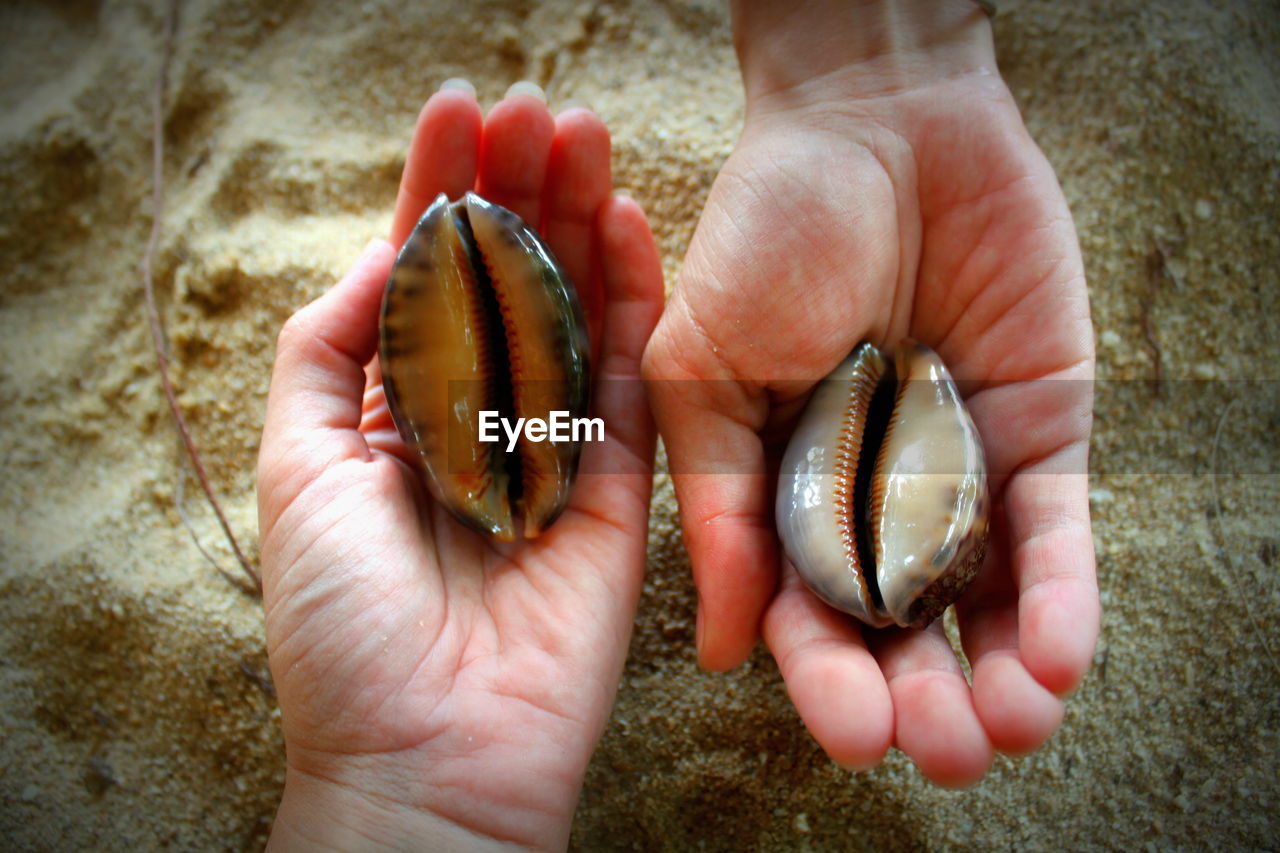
[832,351,882,598]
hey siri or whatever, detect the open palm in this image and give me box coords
[257,85,663,850]
[643,70,1097,785]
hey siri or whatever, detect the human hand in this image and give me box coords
[257,82,664,850]
[642,0,1098,786]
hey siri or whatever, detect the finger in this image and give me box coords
[643,315,776,671]
[1005,442,1099,695]
[357,356,420,474]
[358,356,392,433]
[870,625,994,787]
[957,511,1064,755]
[359,371,391,430]
[360,356,384,422]
[542,106,611,359]
[762,566,893,770]
[358,378,406,462]
[568,195,664,527]
[363,354,383,394]
[266,240,395,436]
[966,371,1094,484]
[671,470,777,670]
[390,82,483,248]
[972,651,1065,756]
[260,240,396,520]
[476,83,555,228]
[963,357,1097,697]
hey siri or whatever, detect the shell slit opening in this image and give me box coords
[855,361,897,615]
[455,204,524,512]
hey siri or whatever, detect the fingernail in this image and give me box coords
[505,80,547,102]
[360,237,384,258]
[839,760,880,775]
[439,77,476,96]
[556,96,593,114]
[612,188,633,199]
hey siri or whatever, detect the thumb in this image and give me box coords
[642,299,779,671]
[258,239,396,532]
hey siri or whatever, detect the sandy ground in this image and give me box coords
[1,0,1277,849]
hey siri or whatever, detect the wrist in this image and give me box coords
[732,0,997,114]
[268,759,572,852]
[268,766,490,853]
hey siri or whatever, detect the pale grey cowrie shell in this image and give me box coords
[776,340,989,629]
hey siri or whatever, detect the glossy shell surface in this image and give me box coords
[776,340,988,628]
[379,192,590,541]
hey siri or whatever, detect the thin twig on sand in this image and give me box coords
[142,0,260,594]
[239,658,278,700]
[174,456,257,593]
[1142,239,1168,394]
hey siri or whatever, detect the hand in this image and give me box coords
[257,82,664,850]
[642,0,1098,786]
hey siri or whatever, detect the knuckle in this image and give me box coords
[639,333,663,381]
[276,309,316,354]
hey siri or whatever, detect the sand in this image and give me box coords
[1,0,1277,849]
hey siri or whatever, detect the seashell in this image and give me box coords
[379,192,590,541]
[775,340,988,629]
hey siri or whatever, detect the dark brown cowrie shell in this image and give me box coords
[379,192,590,541]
